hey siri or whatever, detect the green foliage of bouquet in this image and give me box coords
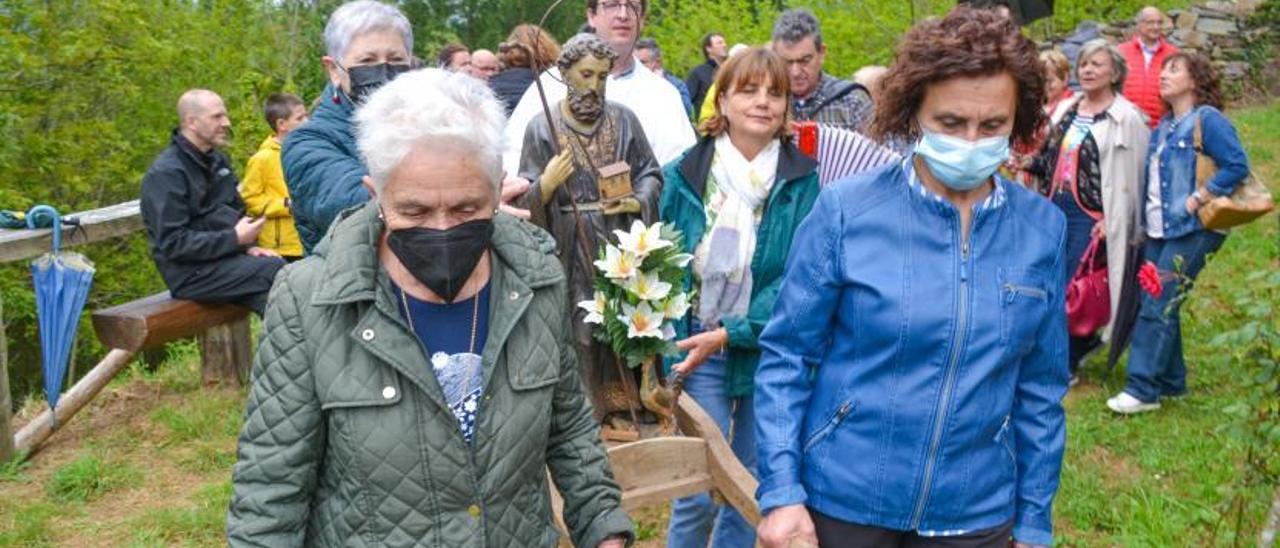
[579,221,694,368]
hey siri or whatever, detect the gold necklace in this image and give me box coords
[399,285,480,355]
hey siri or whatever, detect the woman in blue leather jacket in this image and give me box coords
[1107,52,1250,414]
[753,8,1068,548]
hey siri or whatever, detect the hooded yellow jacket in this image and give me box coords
[240,136,302,257]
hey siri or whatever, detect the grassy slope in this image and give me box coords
[0,102,1276,547]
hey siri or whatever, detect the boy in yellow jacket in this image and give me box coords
[241,93,307,259]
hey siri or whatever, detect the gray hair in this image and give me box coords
[635,37,661,60]
[1077,38,1128,94]
[1136,5,1163,22]
[557,33,618,73]
[324,1,413,61]
[772,9,823,50]
[355,69,506,195]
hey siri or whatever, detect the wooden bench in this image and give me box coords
[551,395,761,543]
[91,292,253,386]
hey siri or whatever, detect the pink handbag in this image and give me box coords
[1066,235,1110,337]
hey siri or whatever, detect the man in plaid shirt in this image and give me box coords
[772,9,874,132]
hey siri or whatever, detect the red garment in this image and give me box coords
[1118,36,1179,128]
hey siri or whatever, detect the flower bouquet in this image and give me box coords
[578,220,693,368]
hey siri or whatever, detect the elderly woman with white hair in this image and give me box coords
[227,69,632,548]
[282,0,415,254]
[1030,38,1149,383]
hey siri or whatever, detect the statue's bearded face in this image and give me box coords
[564,54,611,124]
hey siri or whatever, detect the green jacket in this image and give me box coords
[227,203,633,547]
[659,137,820,396]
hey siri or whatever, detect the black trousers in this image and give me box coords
[810,509,1014,548]
[171,254,285,317]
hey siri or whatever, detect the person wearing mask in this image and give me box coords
[1120,6,1179,129]
[686,32,727,112]
[661,48,819,548]
[1031,39,1150,384]
[469,48,501,81]
[492,24,561,115]
[754,8,1067,548]
[141,90,286,317]
[282,0,414,254]
[635,37,693,117]
[438,43,472,72]
[1110,53,1250,414]
[502,0,696,173]
[227,68,633,548]
[241,93,308,260]
[771,9,874,132]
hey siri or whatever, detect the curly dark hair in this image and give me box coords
[1161,52,1223,112]
[557,33,618,73]
[871,6,1044,145]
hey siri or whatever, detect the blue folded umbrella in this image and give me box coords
[27,205,95,418]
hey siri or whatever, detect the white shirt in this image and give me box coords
[502,58,696,175]
[1145,141,1166,239]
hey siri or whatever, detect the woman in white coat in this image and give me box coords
[1032,38,1150,383]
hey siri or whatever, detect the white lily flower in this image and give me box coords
[614,220,672,259]
[624,270,672,301]
[577,292,607,324]
[619,302,666,339]
[669,253,695,268]
[593,245,638,280]
[660,292,691,320]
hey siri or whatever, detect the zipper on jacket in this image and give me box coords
[803,400,854,452]
[1002,283,1047,303]
[909,222,972,530]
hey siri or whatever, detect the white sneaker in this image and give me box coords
[1106,392,1161,414]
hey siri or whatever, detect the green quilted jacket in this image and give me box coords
[226,202,633,547]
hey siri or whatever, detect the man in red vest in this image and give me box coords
[1119,6,1179,128]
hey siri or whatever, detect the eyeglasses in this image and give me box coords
[597,1,642,16]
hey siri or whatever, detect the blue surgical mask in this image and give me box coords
[914,129,1011,191]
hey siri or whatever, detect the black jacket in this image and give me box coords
[489,67,537,115]
[684,59,718,114]
[140,130,246,290]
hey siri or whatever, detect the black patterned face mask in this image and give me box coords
[342,62,414,105]
[386,219,494,303]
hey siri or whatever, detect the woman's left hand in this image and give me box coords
[597,536,627,548]
[1090,220,1105,239]
[672,328,729,376]
[1185,194,1201,214]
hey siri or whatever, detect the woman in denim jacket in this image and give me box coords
[1107,52,1250,414]
[754,9,1067,548]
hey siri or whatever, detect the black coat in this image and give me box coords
[489,67,537,115]
[684,59,718,114]
[139,130,246,290]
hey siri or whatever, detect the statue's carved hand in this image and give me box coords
[602,197,641,216]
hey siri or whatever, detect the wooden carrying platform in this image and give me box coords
[551,395,761,542]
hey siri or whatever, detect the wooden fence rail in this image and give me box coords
[0,201,143,462]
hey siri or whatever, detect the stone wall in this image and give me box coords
[1047,1,1272,93]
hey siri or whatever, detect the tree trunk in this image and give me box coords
[0,298,15,462]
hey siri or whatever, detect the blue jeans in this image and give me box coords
[666,350,757,547]
[1123,230,1225,402]
[1053,190,1101,374]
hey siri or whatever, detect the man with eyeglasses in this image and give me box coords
[771,9,874,133]
[501,0,695,175]
[1119,6,1178,128]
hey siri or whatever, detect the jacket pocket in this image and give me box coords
[997,268,1049,358]
[505,322,561,391]
[993,414,1015,464]
[803,400,855,453]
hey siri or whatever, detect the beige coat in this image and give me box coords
[1051,94,1151,339]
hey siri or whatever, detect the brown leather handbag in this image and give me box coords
[1193,114,1274,230]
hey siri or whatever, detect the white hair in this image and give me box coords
[355,69,507,195]
[324,1,413,61]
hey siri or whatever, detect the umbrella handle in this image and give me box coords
[26,204,61,253]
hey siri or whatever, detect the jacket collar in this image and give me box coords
[310,201,564,306]
[258,135,281,152]
[677,135,817,198]
[171,128,217,172]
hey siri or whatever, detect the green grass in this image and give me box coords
[125,481,232,547]
[1057,100,1280,544]
[44,453,141,503]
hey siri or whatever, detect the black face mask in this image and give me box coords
[386,219,494,303]
[345,62,413,105]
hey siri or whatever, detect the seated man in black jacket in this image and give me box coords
[140,89,285,316]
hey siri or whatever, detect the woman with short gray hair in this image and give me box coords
[1030,38,1150,383]
[282,0,416,254]
[228,69,632,548]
